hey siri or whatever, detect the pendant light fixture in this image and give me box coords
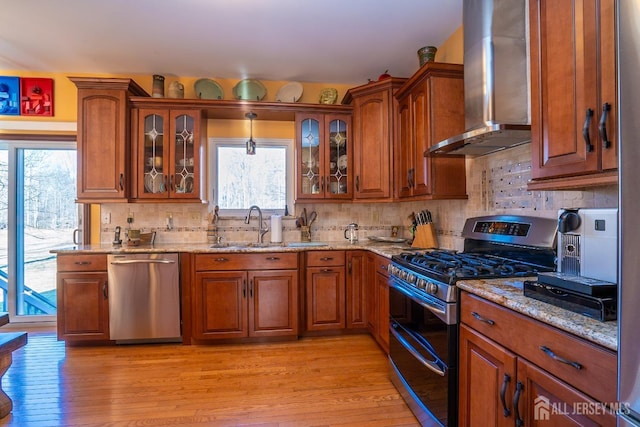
[245,111,257,155]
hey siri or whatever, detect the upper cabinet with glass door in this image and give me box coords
[295,112,352,201]
[134,108,206,201]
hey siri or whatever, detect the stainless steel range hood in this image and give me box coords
[428,0,531,157]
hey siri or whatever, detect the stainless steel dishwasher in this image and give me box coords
[107,253,181,343]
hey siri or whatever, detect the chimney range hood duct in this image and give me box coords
[428,0,531,157]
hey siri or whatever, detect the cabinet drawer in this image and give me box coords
[195,253,297,271]
[460,292,617,404]
[57,254,107,272]
[374,255,390,277]
[306,251,345,267]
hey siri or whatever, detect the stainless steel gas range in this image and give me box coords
[387,215,558,426]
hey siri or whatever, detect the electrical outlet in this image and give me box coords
[190,211,201,221]
[102,212,111,224]
[127,212,134,224]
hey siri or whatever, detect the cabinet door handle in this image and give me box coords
[119,173,124,191]
[348,260,352,275]
[355,176,360,192]
[163,174,168,192]
[381,264,388,271]
[500,373,511,417]
[471,311,495,325]
[214,257,229,262]
[321,268,333,273]
[583,108,594,152]
[74,261,91,266]
[513,381,523,427]
[539,346,582,370]
[599,102,612,148]
[103,282,108,299]
[321,176,325,192]
[249,279,254,298]
[266,257,280,261]
[243,279,246,298]
[319,257,334,261]
[407,168,415,188]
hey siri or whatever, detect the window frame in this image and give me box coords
[208,137,294,217]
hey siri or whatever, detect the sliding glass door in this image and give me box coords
[0,139,77,321]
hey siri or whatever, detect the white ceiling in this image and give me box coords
[0,0,462,85]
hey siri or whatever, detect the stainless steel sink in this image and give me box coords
[286,242,329,247]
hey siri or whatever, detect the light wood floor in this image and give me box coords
[0,328,420,427]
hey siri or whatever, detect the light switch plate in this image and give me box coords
[102,212,111,224]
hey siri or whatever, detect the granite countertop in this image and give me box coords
[50,240,411,259]
[457,278,617,351]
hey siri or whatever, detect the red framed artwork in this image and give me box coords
[20,77,54,116]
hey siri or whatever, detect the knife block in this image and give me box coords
[412,223,438,248]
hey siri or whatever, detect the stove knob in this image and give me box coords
[416,278,426,289]
[406,273,416,284]
[426,282,439,295]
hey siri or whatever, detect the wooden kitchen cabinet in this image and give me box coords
[343,78,407,200]
[365,253,395,353]
[193,253,298,340]
[305,251,346,331]
[70,77,148,203]
[529,0,618,189]
[459,291,616,427]
[346,250,367,329]
[295,112,352,201]
[56,254,110,342]
[132,108,206,201]
[394,63,467,199]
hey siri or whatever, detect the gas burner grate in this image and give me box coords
[396,250,542,280]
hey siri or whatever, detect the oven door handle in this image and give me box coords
[389,280,447,318]
[390,323,447,376]
[393,319,440,357]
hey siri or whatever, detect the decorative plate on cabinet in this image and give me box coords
[233,79,267,101]
[194,78,224,100]
[144,174,165,193]
[275,82,303,102]
[337,154,348,170]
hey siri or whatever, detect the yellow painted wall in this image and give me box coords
[435,26,464,64]
[208,119,295,139]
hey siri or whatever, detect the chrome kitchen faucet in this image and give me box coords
[245,205,269,244]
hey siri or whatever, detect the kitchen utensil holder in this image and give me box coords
[412,223,438,248]
[300,226,311,242]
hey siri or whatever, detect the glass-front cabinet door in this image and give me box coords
[138,109,169,198]
[326,114,351,199]
[135,108,203,200]
[296,112,351,200]
[169,110,200,199]
[298,114,322,198]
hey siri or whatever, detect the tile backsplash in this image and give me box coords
[101,144,617,250]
